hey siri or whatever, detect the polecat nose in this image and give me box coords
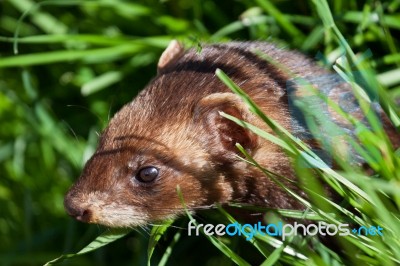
[64,192,93,223]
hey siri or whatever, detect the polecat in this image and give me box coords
[64,41,398,227]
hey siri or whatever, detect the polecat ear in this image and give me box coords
[157,40,185,73]
[194,93,258,163]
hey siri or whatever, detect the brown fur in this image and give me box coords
[64,41,399,227]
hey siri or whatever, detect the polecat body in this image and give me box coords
[64,41,398,227]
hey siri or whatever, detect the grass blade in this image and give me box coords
[43,228,131,265]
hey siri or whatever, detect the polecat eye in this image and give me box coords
[136,166,159,183]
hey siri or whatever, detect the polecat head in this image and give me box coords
[64,41,259,227]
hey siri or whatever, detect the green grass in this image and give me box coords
[0,0,399,265]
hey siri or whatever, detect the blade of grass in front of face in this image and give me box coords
[44,228,131,265]
[147,219,174,266]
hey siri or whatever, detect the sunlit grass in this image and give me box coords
[1,0,399,265]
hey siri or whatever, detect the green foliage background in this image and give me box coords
[0,0,399,265]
